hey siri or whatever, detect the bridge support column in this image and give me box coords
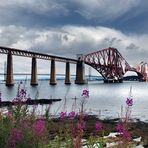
[65,61,71,84]
[31,57,38,85]
[75,60,87,84]
[6,52,14,86]
[50,59,56,85]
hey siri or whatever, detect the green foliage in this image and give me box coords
[12,104,29,124]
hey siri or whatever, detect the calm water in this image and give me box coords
[0,80,148,121]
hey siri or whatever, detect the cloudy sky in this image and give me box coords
[0,0,148,75]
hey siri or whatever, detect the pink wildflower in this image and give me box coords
[123,130,131,141]
[20,88,27,96]
[116,122,126,133]
[126,97,133,106]
[68,111,77,119]
[33,118,45,135]
[77,122,86,130]
[82,89,89,98]
[60,111,67,119]
[95,121,103,131]
[116,122,131,141]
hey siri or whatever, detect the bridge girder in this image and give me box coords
[0,46,77,63]
[83,47,144,81]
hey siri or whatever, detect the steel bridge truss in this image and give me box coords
[83,47,139,81]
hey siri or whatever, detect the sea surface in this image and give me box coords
[0,79,148,122]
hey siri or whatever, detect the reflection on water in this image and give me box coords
[0,80,148,121]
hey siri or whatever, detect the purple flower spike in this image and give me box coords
[95,121,103,131]
[33,118,45,135]
[116,122,126,133]
[77,122,86,130]
[60,111,67,119]
[20,89,27,96]
[68,111,77,119]
[82,89,89,98]
[126,97,133,106]
[116,122,131,141]
[123,130,131,141]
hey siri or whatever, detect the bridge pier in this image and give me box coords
[31,57,38,85]
[6,52,14,86]
[50,59,56,85]
[65,61,71,84]
[75,60,87,84]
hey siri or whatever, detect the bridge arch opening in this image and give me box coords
[85,64,103,81]
[124,71,138,76]
[123,71,139,81]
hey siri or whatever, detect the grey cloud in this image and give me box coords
[0,25,40,48]
[0,0,147,36]
[73,0,141,20]
[103,37,122,47]
[0,0,69,27]
[0,0,68,15]
[124,49,148,66]
[0,25,148,66]
[0,25,25,46]
[126,43,139,51]
[0,0,145,26]
[21,0,69,16]
[63,35,69,41]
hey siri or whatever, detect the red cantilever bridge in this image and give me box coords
[83,47,144,83]
[0,46,145,86]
